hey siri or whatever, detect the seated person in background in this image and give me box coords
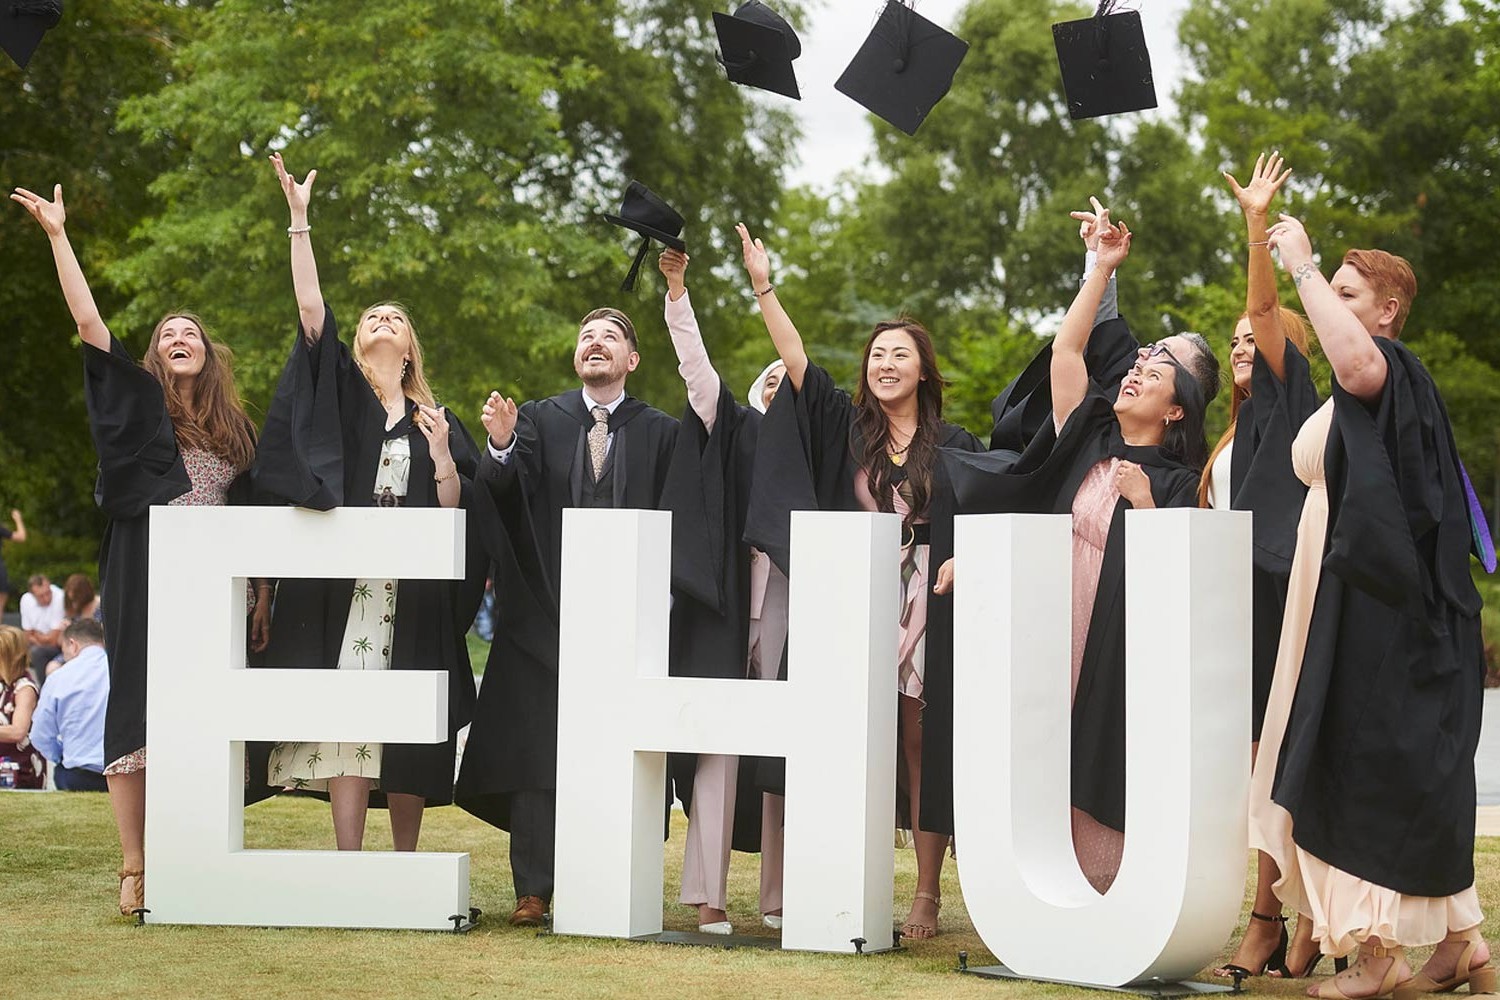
[0,624,45,788]
[0,509,27,620]
[30,618,110,791]
[20,574,64,683]
[46,574,104,676]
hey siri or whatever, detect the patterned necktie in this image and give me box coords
[588,405,610,481]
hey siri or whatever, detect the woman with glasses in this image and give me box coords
[737,223,983,941]
[938,216,1209,894]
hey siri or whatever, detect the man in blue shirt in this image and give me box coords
[30,618,109,791]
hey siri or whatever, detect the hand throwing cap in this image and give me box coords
[1052,2,1158,120]
[834,1,969,137]
[603,180,686,292]
[1,0,63,70]
[713,1,802,100]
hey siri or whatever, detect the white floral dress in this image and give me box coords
[267,437,409,791]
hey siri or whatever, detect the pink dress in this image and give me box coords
[1068,457,1127,893]
[855,468,928,701]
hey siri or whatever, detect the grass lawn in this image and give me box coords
[466,629,490,675]
[6,792,1500,999]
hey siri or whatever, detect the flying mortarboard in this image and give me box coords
[713,1,802,101]
[1051,1,1158,120]
[1,0,63,70]
[834,1,970,137]
[603,180,686,293]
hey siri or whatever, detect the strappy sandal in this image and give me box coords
[1215,911,1290,978]
[900,890,941,940]
[1310,944,1407,1000]
[1393,931,1495,1000]
[118,868,144,916]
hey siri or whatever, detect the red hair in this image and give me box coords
[1342,248,1418,338]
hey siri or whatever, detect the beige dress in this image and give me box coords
[267,437,409,792]
[1250,399,1481,954]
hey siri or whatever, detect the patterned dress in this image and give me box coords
[104,447,238,777]
[267,436,410,791]
[0,676,45,788]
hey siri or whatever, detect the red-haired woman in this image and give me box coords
[1205,154,1324,981]
[1254,218,1490,999]
[737,223,983,940]
[12,184,269,914]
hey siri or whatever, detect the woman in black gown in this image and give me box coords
[254,154,481,852]
[11,183,266,915]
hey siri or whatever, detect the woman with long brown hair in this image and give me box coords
[1207,153,1326,982]
[255,154,481,854]
[737,223,983,940]
[11,184,269,914]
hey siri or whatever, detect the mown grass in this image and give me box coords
[6,791,1497,999]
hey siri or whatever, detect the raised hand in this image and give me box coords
[10,184,66,237]
[735,222,772,291]
[1068,195,1111,251]
[1095,220,1133,272]
[270,152,316,219]
[481,391,519,450]
[658,247,689,298]
[1224,151,1292,219]
[1266,213,1313,270]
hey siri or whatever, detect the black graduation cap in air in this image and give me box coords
[834,1,969,137]
[603,180,686,293]
[1052,1,1158,120]
[1,0,63,70]
[713,1,802,101]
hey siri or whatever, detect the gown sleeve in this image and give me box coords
[82,335,190,517]
[989,317,1141,453]
[250,305,349,510]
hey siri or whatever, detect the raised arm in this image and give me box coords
[270,153,325,341]
[1070,195,1119,326]
[659,248,722,432]
[9,510,26,544]
[736,222,808,391]
[1225,151,1294,379]
[1267,214,1386,401]
[10,186,110,351]
[1052,221,1133,428]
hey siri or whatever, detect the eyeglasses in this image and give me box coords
[1139,341,1181,367]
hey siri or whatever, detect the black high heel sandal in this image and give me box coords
[1214,911,1291,979]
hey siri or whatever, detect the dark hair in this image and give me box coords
[63,617,106,647]
[27,574,48,589]
[1162,359,1209,471]
[1178,332,1223,404]
[850,319,950,519]
[579,307,639,353]
[63,573,96,618]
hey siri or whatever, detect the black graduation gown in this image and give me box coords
[251,306,484,806]
[742,362,984,833]
[1271,338,1485,897]
[453,389,678,830]
[943,392,1201,833]
[83,336,275,803]
[1227,343,1321,741]
[662,381,772,852]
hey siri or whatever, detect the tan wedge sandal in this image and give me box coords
[1394,931,1495,1000]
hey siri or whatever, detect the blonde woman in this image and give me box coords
[256,154,482,852]
[0,625,44,788]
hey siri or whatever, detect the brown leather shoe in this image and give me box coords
[509,895,547,927]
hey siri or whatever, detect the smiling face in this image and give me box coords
[574,317,639,388]
[1114,359,1184,432]
[154,316,208,381]
[1228,316,1255,391]
[355,304,414,362]
[864,328,924,406]
[760,362,786,410]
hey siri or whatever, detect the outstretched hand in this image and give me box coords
[1095,220,1133,272]
[735,222,772,290]
[270,152,316,218]
[658,247,689,298]
[1069,195,1111,251]
[1224,151,1292,218]
[482,391,519,450]
[10,184,66,237]
[1266,213,1313,269]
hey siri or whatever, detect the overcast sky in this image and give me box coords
[779,0,1194,188]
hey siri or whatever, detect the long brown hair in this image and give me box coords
[353,302,437,409]
[63,573,96,618]
[851,319,951,520]
[1197,307,1311,506]
[0,625,27,688]
[141,312,257,472]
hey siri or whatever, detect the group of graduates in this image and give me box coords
[10,143,1492,999]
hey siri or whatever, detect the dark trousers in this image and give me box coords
[55,764,108,792]
[509,789,556,902]
[29,644,59,684]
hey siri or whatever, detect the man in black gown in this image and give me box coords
[455,307,678,926]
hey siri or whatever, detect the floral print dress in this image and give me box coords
[267,437,409,791]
